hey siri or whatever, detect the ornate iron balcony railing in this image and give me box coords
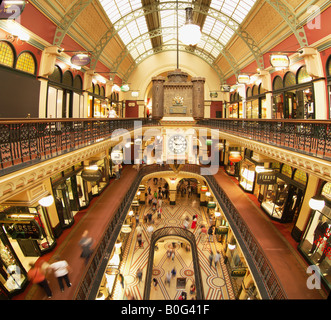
[197,118,331,161]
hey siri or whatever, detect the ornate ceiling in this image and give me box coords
[30,0,328,82]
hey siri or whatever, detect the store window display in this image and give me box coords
[260,165,306,223]
[0,230,27,296]
[299,182,331,291]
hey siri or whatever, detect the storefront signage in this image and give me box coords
[270,54,290,69]
[0,0,26,20]
[5,220,42,240]
[257,172,277,185]
[81,169,102,182]
[237,74,250,84]
[70,53,91,67]
[121,84,130,92]
[231,268,247,277]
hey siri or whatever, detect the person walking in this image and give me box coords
[114,163,120,180]
[137,233,143,247]
[136,268,143,285]
[152,278,158,290]
[119,273,125,288]
[165,271,171,287]
[208,226,214,242]
[214,251,221,267]
[27,262,53,299]
[49,255,72,292]
[79,230,94,264]
[208,251,214,268]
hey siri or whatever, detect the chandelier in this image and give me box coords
[179,7,201,46]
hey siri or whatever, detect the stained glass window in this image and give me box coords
[16,51,36,74]
[297,66,312,84]
[0,41,15,67]
[283,72,296,87]
[281,164,292,178]
[293,169,307,186]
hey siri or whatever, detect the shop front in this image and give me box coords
[246,84,267,119]
[260,164,307,223]
[298,182,331,293]
[0,189,57,297]
[272,66,315,119]
[228,92,243,118]
[83,156,110,196]
[88,83,108,118]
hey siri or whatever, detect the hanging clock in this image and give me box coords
[168,134,187,154]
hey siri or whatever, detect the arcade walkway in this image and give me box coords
[13,166,327,300]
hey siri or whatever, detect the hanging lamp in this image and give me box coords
[179,7,201,46]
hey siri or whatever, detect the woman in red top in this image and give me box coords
[27,262,52,298]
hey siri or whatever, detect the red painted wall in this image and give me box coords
[210,101,223,118]
[125,100,138,118]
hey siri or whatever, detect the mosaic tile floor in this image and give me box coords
[112,181,235,300]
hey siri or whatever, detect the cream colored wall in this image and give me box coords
[124,51,222,103]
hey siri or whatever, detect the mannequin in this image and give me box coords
[309,220,329,255]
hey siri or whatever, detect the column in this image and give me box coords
[152,76,165,120]
[192,77,205,119]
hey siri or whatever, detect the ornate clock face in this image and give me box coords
[168,135,187,154]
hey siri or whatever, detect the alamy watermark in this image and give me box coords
[110,121,220,176]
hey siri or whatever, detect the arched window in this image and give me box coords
[327,56,331,77]
[273,75,283,91]
[63,70,73,87]
[246,87,252,97]
[0,41,15,67]
[16,51,36,74]
[293,169,307,186]
[297,65,312,84]
[49,65,63,83]
[281,164,292,178]
[100,86,105,97]
[73,75,83,90]
[252,85,258,96]
[95,84,100,96]
[283,71,296,87]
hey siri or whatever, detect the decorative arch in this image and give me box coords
[15,51,37,75]
[49,65,63,83]
[0,40,15,68]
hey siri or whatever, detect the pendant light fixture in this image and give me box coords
[179,7,201,46]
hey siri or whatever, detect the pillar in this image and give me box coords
[192,77,205,119]
[152,76,165,120]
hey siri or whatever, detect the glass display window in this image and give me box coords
[239,160,256,193]
[260,178,288,220]
[0,229,27,296]
[299,208,331,291]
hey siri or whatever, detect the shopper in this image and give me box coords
[137,233,143,247]
[165,271,171,287]
[214,251,221,267]
[152,278,158,290]
[136,268,143,284]
[27,262,52,299]
[79,230,94,264]
[119,273,125,288]
[114,163,120,180]
[208,251,214,267]
[208,226,214,242]
[49,256,72,292]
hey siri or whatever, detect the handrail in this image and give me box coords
[143,227,204,300]
[1,117,330,175]
[73,164,287,300]
[198,118,331,161]
[0,118,159,175]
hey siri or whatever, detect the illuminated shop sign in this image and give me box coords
[270,54,290,69]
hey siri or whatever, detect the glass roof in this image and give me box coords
[98,0,257,64]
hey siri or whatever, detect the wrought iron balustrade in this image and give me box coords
[0,118,159,175]
[198,118,331,161]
